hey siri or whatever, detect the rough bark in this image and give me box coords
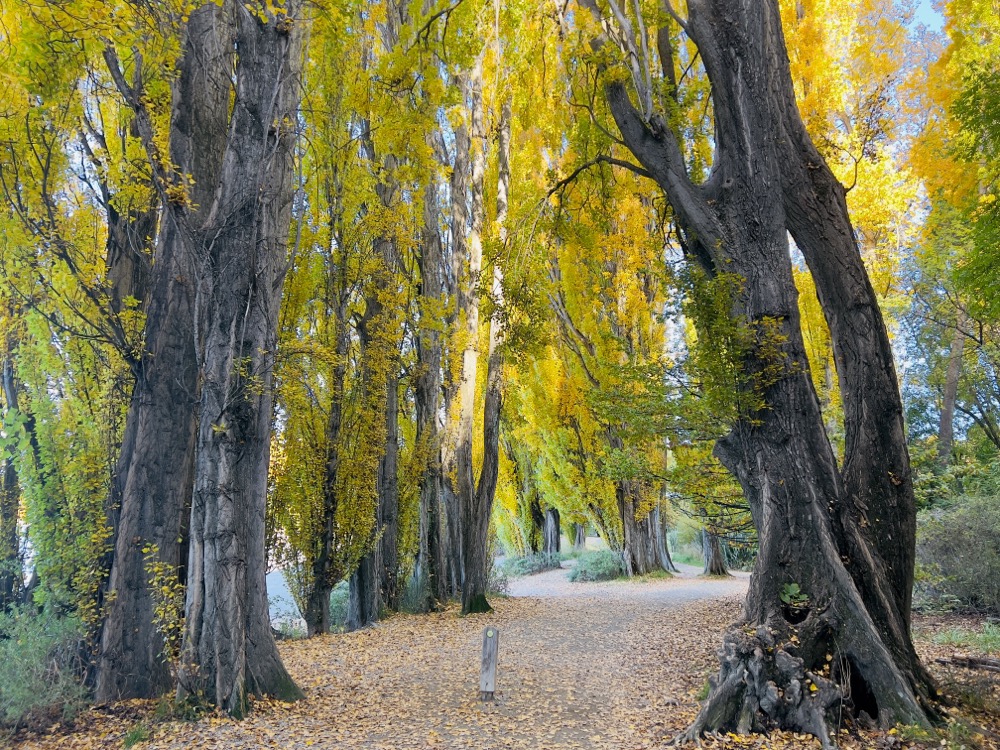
[588,0,937,741]
[573,523,586,552]
[617,481,670,577]
[176,1,304,714]
[702,528,729,577]
[96,3,230,701]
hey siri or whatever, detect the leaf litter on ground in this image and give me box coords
[9,566,1000,749]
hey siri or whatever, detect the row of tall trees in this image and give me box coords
[0,0,995,744]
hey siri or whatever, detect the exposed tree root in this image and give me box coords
[678,625,842,749]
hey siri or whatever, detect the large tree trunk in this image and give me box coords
[589,0,937,742]
[176,0,305,714]
[415,175,448,610]
[617,481,670,577]
[95,3,230,701]
[573,523,586,552]
[702,528,729,577]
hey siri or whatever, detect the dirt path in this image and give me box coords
[16,567,751,750]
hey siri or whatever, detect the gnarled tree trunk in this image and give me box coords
[96,2,230,701]
[586,0,938,743]
[176,0,305,714]
[617,481,670,577]
[702,528,729,577]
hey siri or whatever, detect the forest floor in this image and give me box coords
[11,562,1000,750]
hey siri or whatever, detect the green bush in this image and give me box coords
[916,495,1000,614]
[0,605,88,730]
[568,550,624,582]
[498,554,560,578]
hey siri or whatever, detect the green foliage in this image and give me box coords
[143,543,184,672]
[916,494,1000,613]
[779,583,809,607]
[567,550,624,582]
[0,605,87,730]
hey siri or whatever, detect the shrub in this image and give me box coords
[916,495,1000,614]
[0,605,88,730]
[488,563,510,598]
[568,550,624,582]
[498,554,560,579]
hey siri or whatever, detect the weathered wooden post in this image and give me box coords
[480,626,499,701]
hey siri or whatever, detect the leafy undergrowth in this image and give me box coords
[8,596,1000,749]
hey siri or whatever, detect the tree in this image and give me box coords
[173,0,306,714]
[96,2,230,700]
[580,0,937,742]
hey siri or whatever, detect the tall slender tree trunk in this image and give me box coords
[415,177,448,610]
[542,508,560,557]
[440,96,472,599]
[588,0,937,741]
[177,0,305,714]
[348,258,401,628]
[459,77,503,615]
[378,372,401,610]
[304,298,350,637]
[0,349,23,612]
[939,322,966,464]
[96,2,231,701]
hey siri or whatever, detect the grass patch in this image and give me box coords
[932,622,1000,654]
[695,680,711,701]
[122,722,151,748]
[568,550,624,582]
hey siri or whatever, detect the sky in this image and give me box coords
[914,0,943,30]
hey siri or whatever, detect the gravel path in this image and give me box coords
[507,560,749,602]
[15,566,751,750]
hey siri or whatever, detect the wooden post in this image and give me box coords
[480,626,499,700]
